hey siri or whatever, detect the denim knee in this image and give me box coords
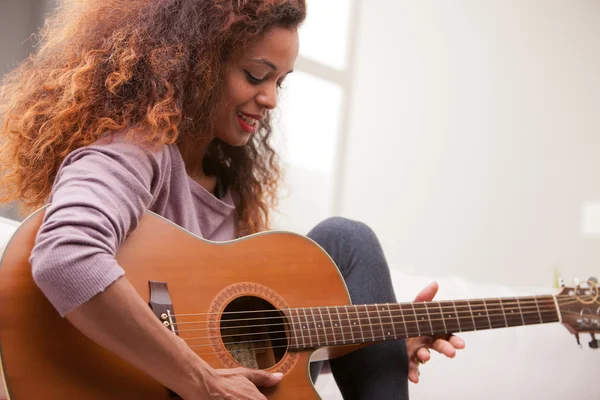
[308,216,377,248]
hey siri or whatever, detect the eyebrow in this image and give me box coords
[250,57,294,74]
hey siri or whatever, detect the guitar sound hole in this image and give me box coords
[220,296,288,369]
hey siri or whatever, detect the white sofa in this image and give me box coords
[0,217,18,252]
[0,218,596,399]
[0,217,19,400]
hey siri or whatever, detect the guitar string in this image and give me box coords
[172,299,560,327]
[166,294,594,319]
[167,297,587,333]
[173,298,589,335]
[177,307,586,344]
[179,304,565,342]
[181,309,594,352]
[175,302,563,334]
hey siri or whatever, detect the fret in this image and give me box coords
[374,304,390,340]
[364,305,376,341]
[369,305,386,340]
[289,309,300,349]
[325,306,338,345]
[309,307,322,347]
[334,306,346,343]
[400,303,420,336]
[393,303,409,337]
[520,297,540,326]
[302,308,314,348]
[384,303,397,339]
[438,301,459,332]
[317,307,329,345]
[423,302,435,334]
[411,302,433,336]
[502,298,524,327]
[485,299,507,329]
[498,297,509,327]
[436,302,448,333]
[345,306,358,343]
[471,300,491,330]
[451,300,463,332]
[538,296,560,323]
[515,298,526,326]
[482,300,493,329]
[293,308,307,348]
[423,302,445,334]
[466,301,478,330]
[533,297,543,325]
[452,300,475,331]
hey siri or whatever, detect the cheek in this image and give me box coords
[226,78,257,107]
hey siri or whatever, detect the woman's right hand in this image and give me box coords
[197,367,283,400]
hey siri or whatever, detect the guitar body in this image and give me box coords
[0,208,358,399]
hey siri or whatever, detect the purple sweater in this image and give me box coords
[29,135,236,317]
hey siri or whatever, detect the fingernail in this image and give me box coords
[272,372,283,379]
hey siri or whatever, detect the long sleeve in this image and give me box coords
[30,137,166,317]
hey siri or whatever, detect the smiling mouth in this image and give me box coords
[237,112,258,127]
[237,112,259,133]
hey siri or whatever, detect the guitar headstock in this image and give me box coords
[556,277,600,349]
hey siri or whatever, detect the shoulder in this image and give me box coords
[52,130,180,197]
[64,131,172,168]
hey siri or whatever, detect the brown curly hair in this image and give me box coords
[0,0,306,234]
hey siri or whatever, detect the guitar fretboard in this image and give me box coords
[285,296,559,349]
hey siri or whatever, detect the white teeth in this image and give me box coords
[238,112,257,126]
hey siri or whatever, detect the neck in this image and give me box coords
[285,295,560,350]
[177,136,219,193]
[177,136,212,176]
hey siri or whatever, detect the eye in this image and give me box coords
[244,70,263,85]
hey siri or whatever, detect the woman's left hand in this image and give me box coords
[406,281,466,384]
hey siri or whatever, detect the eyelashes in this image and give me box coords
[244,70,284,88]
[245,70,262,85]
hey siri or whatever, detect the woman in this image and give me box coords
[0,0,464,399]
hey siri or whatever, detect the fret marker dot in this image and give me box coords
[449,315,452,318]
[353,322,357,325]
[303,326,306,329]
[318,325,321,328]
[335,324,338,326]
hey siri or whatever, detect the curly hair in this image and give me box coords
[0,0,306,234]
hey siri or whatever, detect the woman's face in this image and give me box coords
[213,26,299,146]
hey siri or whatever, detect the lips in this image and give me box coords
[237,112,258,126]
[237,112,258,133]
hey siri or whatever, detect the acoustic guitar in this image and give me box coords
[0,207,597,399]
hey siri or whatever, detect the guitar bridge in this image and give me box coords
[148,281,179,336]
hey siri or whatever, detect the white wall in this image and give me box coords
[340,0,600,288]
[0,0,50,222]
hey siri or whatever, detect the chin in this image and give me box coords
[224,133,252,147]
[214,127,253,147]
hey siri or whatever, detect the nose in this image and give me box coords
[255,84,278,110]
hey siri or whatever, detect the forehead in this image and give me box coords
[243,26,299,71]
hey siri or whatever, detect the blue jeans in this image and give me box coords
[307,217,409,400]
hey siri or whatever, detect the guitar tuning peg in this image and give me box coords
[575,333,582,348]
[574,278,581,286]
[589,334,599,350]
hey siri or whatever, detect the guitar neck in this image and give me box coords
[286,295,560,349]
